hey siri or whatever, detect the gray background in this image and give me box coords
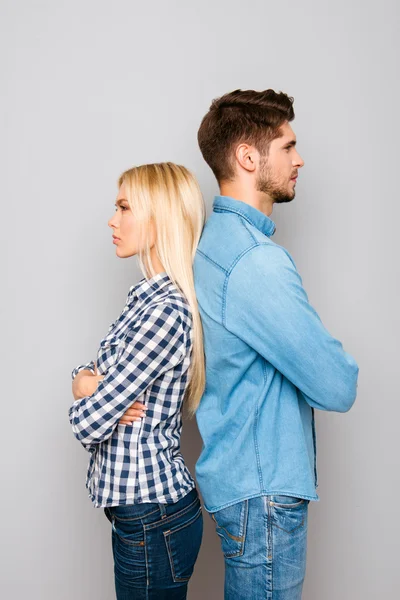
[1,0,399,598]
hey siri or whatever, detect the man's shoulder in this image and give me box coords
[196,212,294,275]
[197,211,284,273]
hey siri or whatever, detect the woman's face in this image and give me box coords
[108,183,153,258]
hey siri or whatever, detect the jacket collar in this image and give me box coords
[213,195,276,237]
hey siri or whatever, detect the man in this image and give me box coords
[194,89,359,600]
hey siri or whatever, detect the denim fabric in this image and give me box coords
[194,195,359,512]
[104,488,203,599]
[212,495,309,599]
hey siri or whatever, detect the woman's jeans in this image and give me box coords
[211,495,309,600]
[105,488,203,600]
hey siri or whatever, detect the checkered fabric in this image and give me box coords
[69,272,195,508]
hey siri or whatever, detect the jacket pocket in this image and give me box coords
[211,500,248,558]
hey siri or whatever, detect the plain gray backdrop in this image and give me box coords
[1,0,399,598]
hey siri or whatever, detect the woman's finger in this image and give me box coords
[124,408,146,418]
[131,402,146,410]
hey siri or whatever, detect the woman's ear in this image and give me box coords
[148,218,157,249]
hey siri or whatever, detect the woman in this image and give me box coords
[69,162,205,599]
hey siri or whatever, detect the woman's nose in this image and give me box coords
[108,213,117,228]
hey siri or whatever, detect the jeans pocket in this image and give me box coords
[112,514,145,546]
[270,495,309,534]
[211,500,248,559]
[111,517,146,585]
[164,506,203,583]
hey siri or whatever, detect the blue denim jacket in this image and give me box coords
[194,196,359,512]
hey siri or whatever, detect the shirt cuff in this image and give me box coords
[71,361,95,380]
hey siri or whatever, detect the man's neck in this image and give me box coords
[219,181,274,217]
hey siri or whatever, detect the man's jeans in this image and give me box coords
[104,488,203,600]
[211,495,309,600]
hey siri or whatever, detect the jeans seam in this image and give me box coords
[144,496,200,531]
[164,507,202,537]
[112,506,160,522]
[271,498,306,508]
[267,497,273,593]
[273,518,305,534]
[144,527,149,590]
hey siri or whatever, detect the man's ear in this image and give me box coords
[235,143,259,173]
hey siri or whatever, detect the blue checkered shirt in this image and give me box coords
[69,273,196,508]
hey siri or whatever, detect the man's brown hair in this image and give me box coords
[197,89,295,183]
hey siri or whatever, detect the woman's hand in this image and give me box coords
[119,401,147,425]
[72,367,104,400]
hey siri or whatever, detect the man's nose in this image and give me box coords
[293,152,304,168]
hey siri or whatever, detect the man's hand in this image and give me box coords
[72,367,104,400]
[119,401,147,425]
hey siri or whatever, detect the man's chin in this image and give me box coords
[274,193,295,204]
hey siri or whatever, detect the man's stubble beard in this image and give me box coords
[256,157,295,204]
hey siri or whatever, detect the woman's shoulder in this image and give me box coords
[128,291,192,334]
[150,292,192,332]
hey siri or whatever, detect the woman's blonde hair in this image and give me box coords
[118,162,206,415]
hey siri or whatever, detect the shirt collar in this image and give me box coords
[213,195,276,237]
[127,271,171,305]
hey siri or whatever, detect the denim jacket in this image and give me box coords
[194,196,359,512]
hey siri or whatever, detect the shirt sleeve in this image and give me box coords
[225,243,359,412]
[69,304,187,449]
[71,361,96,380]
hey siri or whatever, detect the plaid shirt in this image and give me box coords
[69,273,195,508]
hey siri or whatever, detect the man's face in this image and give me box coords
[256,122,304,204]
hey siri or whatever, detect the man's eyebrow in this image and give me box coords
[282,139,297,148]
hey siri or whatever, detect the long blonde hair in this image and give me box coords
[118,162,206,415]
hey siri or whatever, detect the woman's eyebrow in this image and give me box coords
[115,198,128,206]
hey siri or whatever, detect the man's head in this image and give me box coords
[197,89,304,205]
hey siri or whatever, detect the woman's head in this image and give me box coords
[108,162,206,414]
[109,163,203,271]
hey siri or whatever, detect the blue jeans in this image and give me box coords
[104,488,203,600]
[211,495,309,600]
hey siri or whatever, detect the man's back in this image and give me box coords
[195,89,359,599]
[194,195,358,513]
